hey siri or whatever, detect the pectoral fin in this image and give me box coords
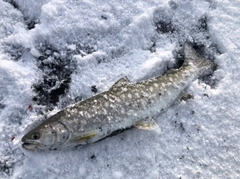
[70,133,96,143]
[135,117,159,130]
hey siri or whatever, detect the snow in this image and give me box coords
[0,0,240,178]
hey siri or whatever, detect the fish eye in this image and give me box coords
[31,132,40,140]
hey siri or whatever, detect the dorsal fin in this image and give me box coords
[110,76,130,89]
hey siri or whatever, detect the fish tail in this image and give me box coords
[183,43,216,77]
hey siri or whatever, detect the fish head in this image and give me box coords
[22,121,69,151]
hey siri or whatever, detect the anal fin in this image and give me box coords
[135,117,159,130]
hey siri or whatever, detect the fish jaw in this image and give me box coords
[22,140,44,151]
[22,143,37,151]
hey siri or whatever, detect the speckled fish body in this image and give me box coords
[21,44,215,150]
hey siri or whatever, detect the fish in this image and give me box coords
[21,43,215,151]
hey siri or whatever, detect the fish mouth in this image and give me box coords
[22,138,42,151]
[22,142,39,151]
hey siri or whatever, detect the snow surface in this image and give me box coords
[0,0,240,178]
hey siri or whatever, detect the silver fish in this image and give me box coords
[21,43,215,150]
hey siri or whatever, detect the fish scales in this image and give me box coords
[21,43,215,150]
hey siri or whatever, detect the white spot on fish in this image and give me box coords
[81,120,87,125]
[121,94,126,99]
[128,94,132,99]
[142,92,148,97]
[87,113,91,118]
[110,104,115,108]
[73,125,78,131]
[149,87,153,92]
[109,98,114,103]
[121,108,125,113]
[135,93,140,98]
[127,110,134,115]
[71,108,77,113]
[79,111,83,116]
[102,109,107,115]
[141,100,147,106]
[104,102,109,108]
[154,83,159,88]
[122,87,128,92]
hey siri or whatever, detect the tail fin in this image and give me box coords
[183,43,216,77]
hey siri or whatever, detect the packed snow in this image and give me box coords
[0,0,240,178]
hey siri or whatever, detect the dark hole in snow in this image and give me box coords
[90,154,96,159]
[203,93,209,98]
[75,96,83,102]
[179,155,184,159]
[0,103,5,109]
[179,123,185,132]
[191,43,206,57]
[0,159,13,175]
[25,19,39,30]
[153,7,175,34]
[197,16,208,32]
[149,36,157,53]
[200,74,218,88]
[32,42,96,109]
[155,20,175,34]
[91,85,98,93]
[32,46,72,107]
[101,15,107,20]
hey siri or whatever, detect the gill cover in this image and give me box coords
[51,121,69,147]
